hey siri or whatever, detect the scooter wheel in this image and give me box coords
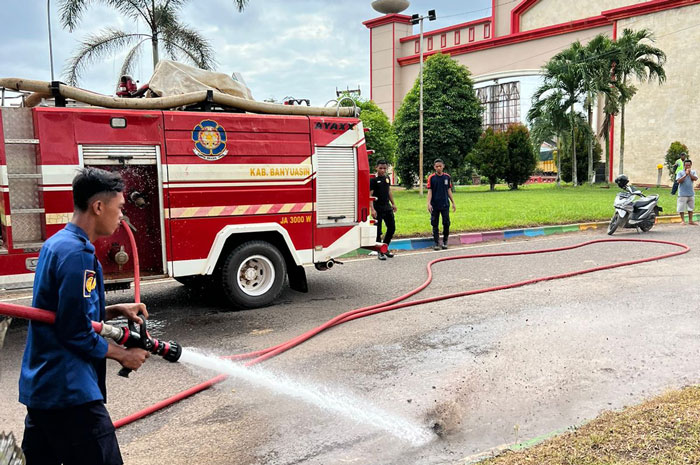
[607,212,620,235]
[639,218,655,232]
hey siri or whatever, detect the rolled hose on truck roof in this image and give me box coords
[0,77,358,117]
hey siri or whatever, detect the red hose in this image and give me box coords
[112,237,689,428]
[0,301,104,334]
[121,220,141,303]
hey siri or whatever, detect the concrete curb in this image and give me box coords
[342,214,697,258]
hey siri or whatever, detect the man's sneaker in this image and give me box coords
[433,244,441,251]
[378,253,387,260]
[385,251,395,258]
[441,244,448,250]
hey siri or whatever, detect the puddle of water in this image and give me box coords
[109,316,165,337]
[179,348,435,446]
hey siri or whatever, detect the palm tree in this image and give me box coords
[528,90,570,186]
[59,0,249,85]
[612,28,666,175]
[581,35,618,184]
[531,43,586,185]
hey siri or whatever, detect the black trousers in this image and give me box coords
[375,209,395,246]
[431,209,450,245]
[671,180,679,195]
[22,400,123,465]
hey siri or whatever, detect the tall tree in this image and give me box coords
[528,89,571,187]
[612,28,666,175]
[531,43,586,185]
[394,53,483,188]
[341,96,397,167]
[59,0,248,85]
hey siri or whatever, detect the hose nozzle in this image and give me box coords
[150,337,182,362]
[100,319,182,377]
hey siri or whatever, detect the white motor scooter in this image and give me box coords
[607,174,662,235]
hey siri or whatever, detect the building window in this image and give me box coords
[469,27,475,42]
[484,23,491,39]
[441,34,446,48]
[415,40,419,54]
[476,81,521,132]
[427,37,433,51]
[455,30,460,45]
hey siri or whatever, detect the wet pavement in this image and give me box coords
[1,224,700,464]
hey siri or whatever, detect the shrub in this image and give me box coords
[467,128,508,191]
[557,127,602,184]
[504,123,538,190]
[665,141,689,181]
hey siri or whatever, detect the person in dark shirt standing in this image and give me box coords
[427,159,456,250]
[19,167,149,465]
[369,160,397,260]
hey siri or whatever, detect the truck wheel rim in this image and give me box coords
[237,255,275,296]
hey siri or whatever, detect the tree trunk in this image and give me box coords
[556,135,562,187]
[603,131,610,184]
[618,103,625,175]
[490,178,496,191]
[587,102,594,185]
[570,106,577,185]
[152,34,159,70]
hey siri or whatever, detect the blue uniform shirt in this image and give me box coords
[19,222,109,409]
[428,173,453,210]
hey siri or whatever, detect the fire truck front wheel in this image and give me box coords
[221,241,287,308]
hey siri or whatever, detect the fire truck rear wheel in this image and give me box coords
[222,241,287,308]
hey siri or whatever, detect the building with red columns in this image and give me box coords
[364,0,700,185]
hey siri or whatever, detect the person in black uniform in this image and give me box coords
[20,168,149,465]
[369,160,397,260]
[427,158,456,250]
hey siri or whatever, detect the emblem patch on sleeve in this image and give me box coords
[83,270,97,297]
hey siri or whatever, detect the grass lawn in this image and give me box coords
[390,183,679,237]
[480,386,700,464]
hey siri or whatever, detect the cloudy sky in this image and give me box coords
[1,1,491,106]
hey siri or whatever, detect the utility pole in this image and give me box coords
[411,10,436,195]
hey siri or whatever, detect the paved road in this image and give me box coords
[2,224,700,464]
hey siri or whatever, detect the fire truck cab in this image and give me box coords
[0,104,378,308]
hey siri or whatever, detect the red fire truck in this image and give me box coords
[0,91,380,308]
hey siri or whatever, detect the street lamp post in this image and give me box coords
[47,0,55,81]
[411,10,436,195]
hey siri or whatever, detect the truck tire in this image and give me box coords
[221,241,286,308]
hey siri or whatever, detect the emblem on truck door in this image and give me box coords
[192,119,229,160]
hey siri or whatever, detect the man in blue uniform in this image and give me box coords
[20,167,149,465]
[427,159,456,250]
